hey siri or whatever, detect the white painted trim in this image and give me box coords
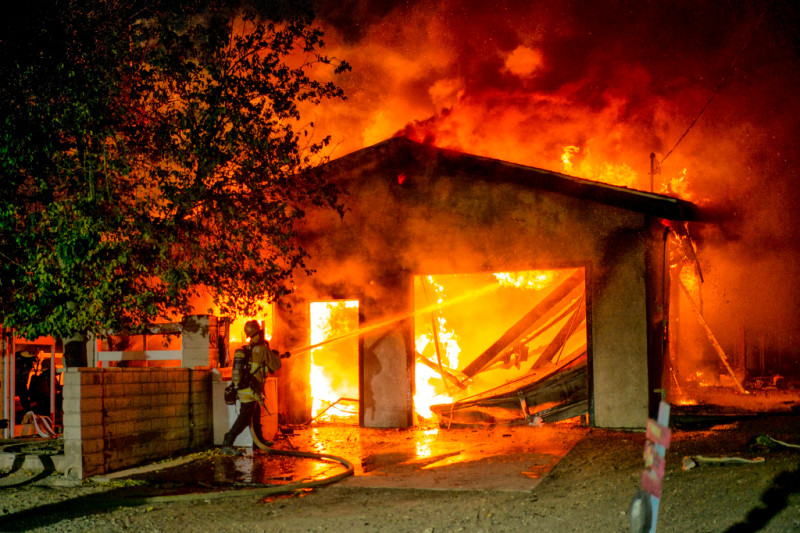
[97,350,183,361]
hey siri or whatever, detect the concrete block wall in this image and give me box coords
[62,367,212,479]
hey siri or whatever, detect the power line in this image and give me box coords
[660,7,769,165]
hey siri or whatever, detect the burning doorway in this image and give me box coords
[309,300,359,423]
[414,268,588,426]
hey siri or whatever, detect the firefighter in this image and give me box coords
[221,320,283,454]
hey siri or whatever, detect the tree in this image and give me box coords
[0,0,349,363]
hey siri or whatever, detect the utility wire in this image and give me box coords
[660,7,769,164]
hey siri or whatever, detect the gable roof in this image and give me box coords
[322,137,699,221]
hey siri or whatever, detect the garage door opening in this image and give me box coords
[414,268,588,426]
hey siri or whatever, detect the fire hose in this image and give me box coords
[107,349,355,504]
[20,411,58,438]
[107,416,354,506]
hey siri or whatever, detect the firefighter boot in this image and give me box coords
[221,432,238,455]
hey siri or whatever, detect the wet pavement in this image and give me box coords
[120,450,332,488]
[108,420,589,492]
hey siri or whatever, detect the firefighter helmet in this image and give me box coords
[244,320,262,339]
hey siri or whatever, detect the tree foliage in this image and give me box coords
[0,0,349,340]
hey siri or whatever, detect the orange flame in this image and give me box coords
[662,168,691,199]
[561,145,580,173]
[493,270,556,290]
[678,264,701,295]
[414,276,461,419]
[309,300,359,422]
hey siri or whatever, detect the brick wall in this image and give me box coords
[62,367,212,479]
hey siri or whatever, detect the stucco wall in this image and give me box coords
[62,367,212,479]
[590,233,651,428]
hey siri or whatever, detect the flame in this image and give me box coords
[590,161,638,188]
[414,276,462,419]
[560,145,640,186]
[661,168,691,199]
[279,5,798,417]
[420,277,462,371]
[678,264,701,295]
[414,363,455,420]
[305,0,800,250]
[309,300,359,422]
[493,270,556,290]
[557,155,638,188]
[561,145,579,173]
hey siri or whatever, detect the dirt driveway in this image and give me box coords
[1,414,799,532]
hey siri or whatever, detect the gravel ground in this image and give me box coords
[1,414,799,532]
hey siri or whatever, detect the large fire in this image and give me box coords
[296,1,800,417]
[494,270,556,291]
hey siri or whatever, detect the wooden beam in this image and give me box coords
[678,279,747,394]
[484,291,584,372]
[518,293,584,347]
[415,352,467,390]
[460,270,585,378]
[528,302,586,373]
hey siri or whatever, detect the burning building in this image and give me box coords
[272,0,800,430]
[270,136,698,430]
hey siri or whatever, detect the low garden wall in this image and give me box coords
[62,367,213,479]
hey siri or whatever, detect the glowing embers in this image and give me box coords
[494,270,556,290]
[309,301,359,423]
[413,268,588,424]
